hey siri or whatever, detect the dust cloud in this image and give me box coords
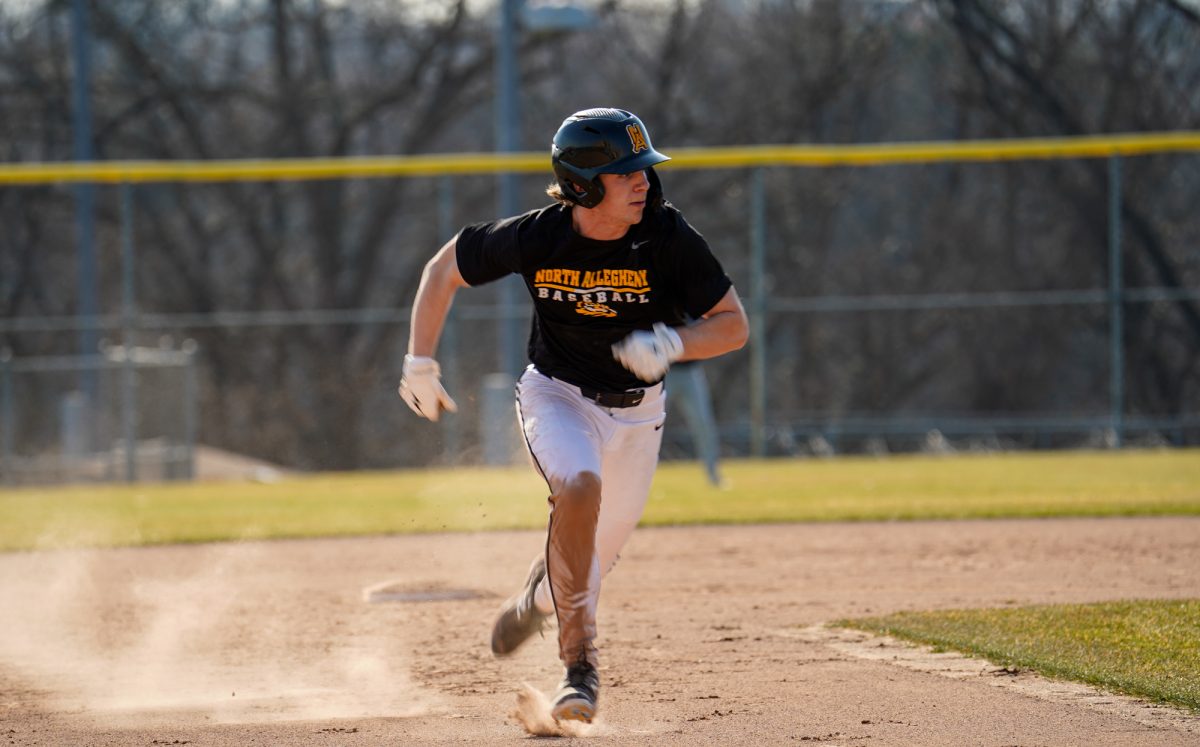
[0,541,440,725]
[509,682,594,737]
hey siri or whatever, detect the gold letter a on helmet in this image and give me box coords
[626,124,648,153]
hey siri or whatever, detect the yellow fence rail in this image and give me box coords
[1,131,1199,185]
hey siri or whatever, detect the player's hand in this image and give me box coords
[611,323,684,382]
[398,355,458,422]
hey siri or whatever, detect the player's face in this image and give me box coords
[595,169,650,227]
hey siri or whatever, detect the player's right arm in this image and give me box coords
[398,236,470,421]
[408,236,470,358]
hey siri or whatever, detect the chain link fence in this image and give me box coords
[0,341,198,485]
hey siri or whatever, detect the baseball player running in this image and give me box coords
[399,108,748,724]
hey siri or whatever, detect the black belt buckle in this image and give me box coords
[582,386,645,408]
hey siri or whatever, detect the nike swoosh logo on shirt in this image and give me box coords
[632,240,648,250]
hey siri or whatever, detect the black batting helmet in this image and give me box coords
[550,108,670,209]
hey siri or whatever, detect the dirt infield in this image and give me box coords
[2,517,1198,745]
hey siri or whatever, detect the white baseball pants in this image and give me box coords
[514,365,666,666]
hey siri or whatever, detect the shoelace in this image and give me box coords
[518,589,551,639]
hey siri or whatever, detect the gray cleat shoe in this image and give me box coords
[490,555,550,656]
[551,655,599,724]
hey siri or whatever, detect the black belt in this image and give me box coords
[578,385,646,408]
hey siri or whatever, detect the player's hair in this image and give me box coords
[546,181,573,206]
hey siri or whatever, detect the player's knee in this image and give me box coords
[553,471,601,515]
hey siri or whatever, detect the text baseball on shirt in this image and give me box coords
[532,267,651,318]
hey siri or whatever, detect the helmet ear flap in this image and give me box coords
[554,161,605,208]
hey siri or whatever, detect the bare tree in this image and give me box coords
[3,0,1197,470]
[1,0,501,467]
[932,0,1200,419]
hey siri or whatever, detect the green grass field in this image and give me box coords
[0,448,1196,552]
[840,600,1200,712]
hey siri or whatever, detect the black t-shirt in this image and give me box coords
[455,199,733,392]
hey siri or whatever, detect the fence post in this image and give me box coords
[120,181,138,481]
[495,0,525,381]
[71,0,99,424]
[182,339,199,480]
[1108,154,1124,448]
[749,168,767,458]
[1,348,12,482]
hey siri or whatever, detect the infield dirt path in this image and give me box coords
[1,517,1198,745]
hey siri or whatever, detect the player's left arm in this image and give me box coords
[675,285,749,362]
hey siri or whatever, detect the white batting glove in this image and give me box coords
[611,322,684,382]
[398,355,458,422]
